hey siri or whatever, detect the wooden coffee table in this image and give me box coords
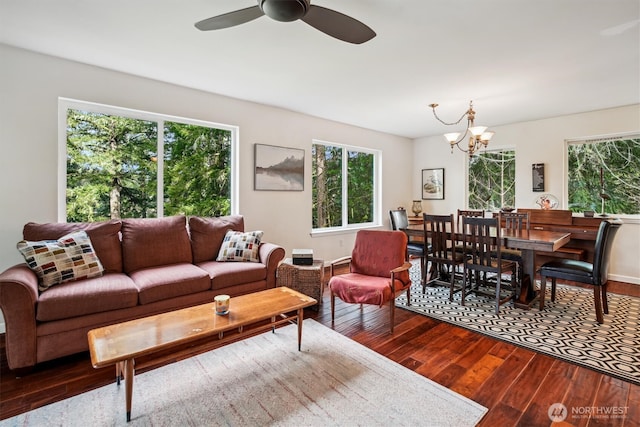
[87,287,317,422]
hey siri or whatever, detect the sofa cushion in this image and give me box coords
[23,220,123,273]
[121,216,192,273]
[17,231,104,292]
[189,215,245,263]
[130,263,211,305]
[196,260,267,290]
[36,273,138,322]
[217,230,263,262]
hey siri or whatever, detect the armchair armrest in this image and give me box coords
[391,261,413,292]
[391,261,412,274]
[0,264,39,370]
[329,256,352,276]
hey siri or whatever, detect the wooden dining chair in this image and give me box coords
[455,209,485,255]
[457,209,485,230]
[497,211,530,282]
[501,211,530,231]
[539,219,622,323]
[461,216,517,314]
[423,213,465,298]
[390,209,429,285]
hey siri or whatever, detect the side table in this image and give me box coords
[276,258,324,311]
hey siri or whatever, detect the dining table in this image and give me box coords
[404,224,571,309]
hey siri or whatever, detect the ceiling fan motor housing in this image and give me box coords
[259,0,310,22]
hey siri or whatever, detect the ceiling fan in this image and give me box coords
[195,0,376,44]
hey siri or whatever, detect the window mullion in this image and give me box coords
[157,120,164,217]
[342,147,348,227]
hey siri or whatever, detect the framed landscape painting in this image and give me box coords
[254,144,304,191]
[422,168,445,200]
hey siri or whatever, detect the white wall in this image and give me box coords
[0,44,415,331]
[413,104,640,284]
[1,44,638,333]
[0,44,414,270]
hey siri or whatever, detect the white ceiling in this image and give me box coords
[1,0,639,138]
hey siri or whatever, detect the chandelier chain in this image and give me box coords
[430,108,468,126]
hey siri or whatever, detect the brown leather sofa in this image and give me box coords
[0,215,285,373]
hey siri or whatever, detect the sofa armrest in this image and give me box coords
[0,264,39,370]
[259,242,286,288]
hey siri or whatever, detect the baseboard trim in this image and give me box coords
[610,273,640,285]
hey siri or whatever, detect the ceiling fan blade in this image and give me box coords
[195,6,264,31]
[301,5,376,44]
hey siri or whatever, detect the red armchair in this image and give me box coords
[328,230,412,333]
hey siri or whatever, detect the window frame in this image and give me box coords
[58,98,239,221]
[565,131,640,222]
[310,139,382,236]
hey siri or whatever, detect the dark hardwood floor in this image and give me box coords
[1,279,638,426]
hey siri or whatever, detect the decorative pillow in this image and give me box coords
[17,230,104,292]
[216,230,263,262]
[189,215,245,263]
[23,220,123,273]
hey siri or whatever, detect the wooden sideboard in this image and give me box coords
[515,208,604,269]
[407,216,424,225]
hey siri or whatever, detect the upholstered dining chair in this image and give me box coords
[390,209,429,285]
[461,216,517,314]
[539,219,622,324]
[423,213,466,298]
[329,230,412,333]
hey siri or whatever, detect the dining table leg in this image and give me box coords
[514,249,539,309]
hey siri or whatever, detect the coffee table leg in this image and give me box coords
[116,361,122,385]
[297,308,303,351]
[125,358,135,422]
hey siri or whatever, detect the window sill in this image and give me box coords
[310,223,383,237]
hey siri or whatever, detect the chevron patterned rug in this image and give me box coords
[396,263,640,386]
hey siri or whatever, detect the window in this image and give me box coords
[567,133,640,215]
[60,99,236,221]
[312,141,379,231]
[468,149,515,211]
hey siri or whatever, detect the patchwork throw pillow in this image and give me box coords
[216,230,263,262]
[17,230,104,292]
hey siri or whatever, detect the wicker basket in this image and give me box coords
[276,258,324,310]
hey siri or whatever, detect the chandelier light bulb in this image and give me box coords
[444,132,460,143]
[468,126,488,137]
[481,131,495,142]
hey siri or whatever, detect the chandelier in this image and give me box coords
[428,101,494,156]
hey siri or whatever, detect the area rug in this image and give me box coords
[396,263,640,386]
[1,319,487,427]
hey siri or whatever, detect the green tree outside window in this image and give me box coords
[66,108,232,221]
[312,142,377,229]
[468,149,515,211]
[568,136,640,215]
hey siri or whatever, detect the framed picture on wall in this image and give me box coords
[422,168,445,200]
[532,163,545,192]
[254,144,304,191]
